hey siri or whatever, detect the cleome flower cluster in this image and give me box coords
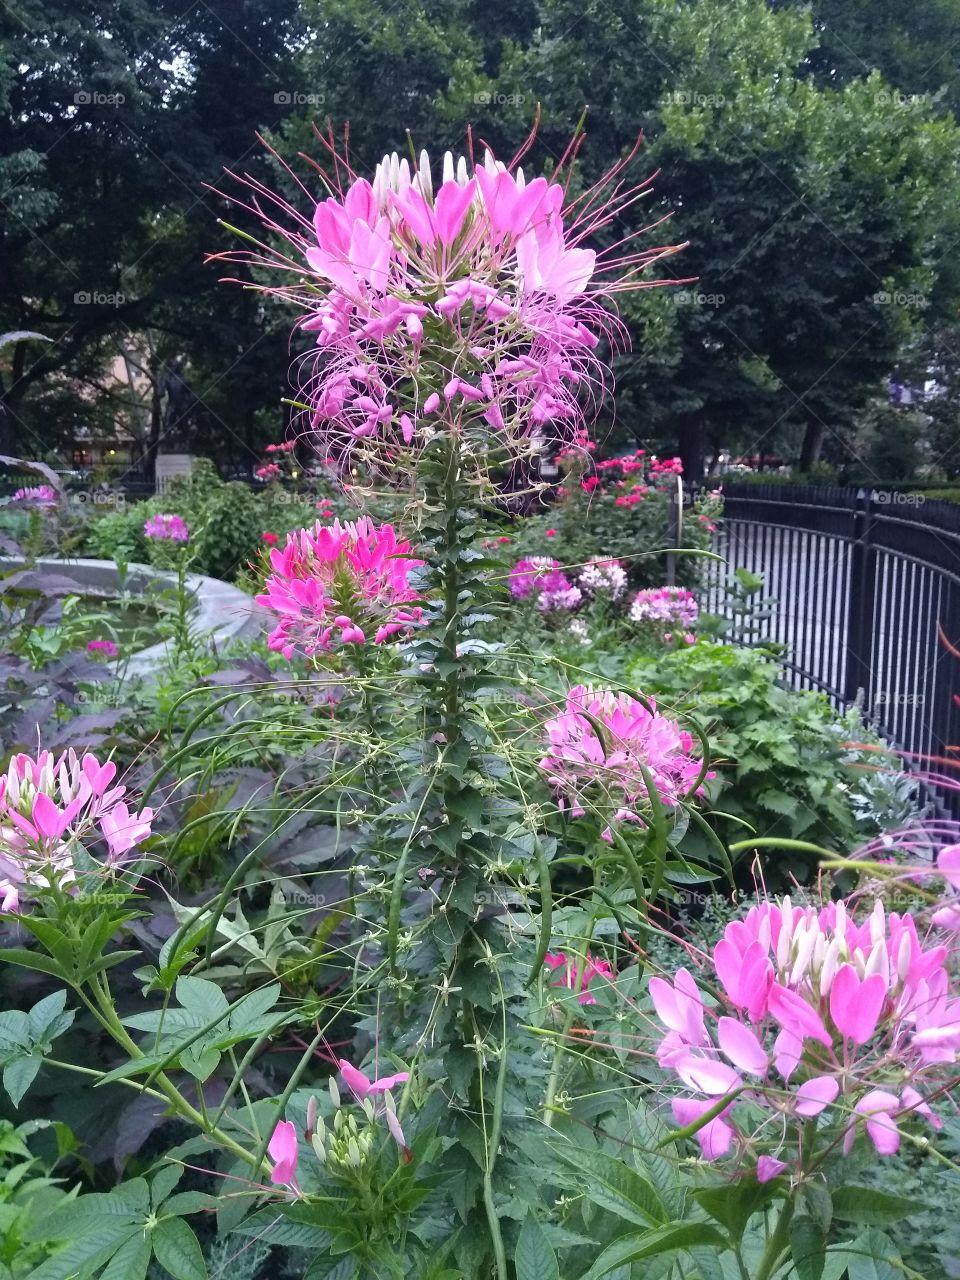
[649,894,960,1176]
[143,512,190,542]
[508,557,582,613]
[256,517,423,660]
[214,136,680,471]
[0,749,153,913]
[540,684,709,835]
[629,585,699,630]
[8,484,58,510]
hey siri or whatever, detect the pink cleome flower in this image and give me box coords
[539,684,709,829]
[578,557,627,601]
[86,638,119,658]
[544,951,614,1005]
[256,516,423,660]
[9,484,58,510]
[508,557,581,613]
[143,512,190,542]
[629,586,699,630]
[212,134,682,473]
[0,749,153,913]
[649,895,958,1173]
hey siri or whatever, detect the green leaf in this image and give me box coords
[152,1216,207,1280]
[150,1162,184,1209]
[554,1147,665,1227]
[175,975,229,1023]
[25,1224,141,1279]
[803,1182,833,1234]
[100,1231,152,1280]
[304,1256,358,1280]
[846,1229,902,1280]
[830,1187,926,1225]
[695,1179,776,1241]
[0,947,66,979]
[790,1214,826,1280]
[515,1214,560,1280]
[179,1044,221,1081]
[233,1205,335,1249]
[580,1222,727,1279]
[2,1054,42,1108]
[27,990,71,1040]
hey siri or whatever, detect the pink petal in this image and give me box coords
[717,1018,768,1077]
[794,1075,839,1117]
[268,1119,299,1186]
[671,1098,735,1159]
[829,966,886,1045]
[756,1156,788,1183]
[773,1028,803,1081]
[768,984,831,1046]
[32,792,65,839]
[338,1059,372,1097]
[369,1070,409,1094]
[937,844,960,890]
[674,1053,742,1096]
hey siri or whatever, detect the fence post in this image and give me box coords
[842,488,877,706]
[665,476,681,586]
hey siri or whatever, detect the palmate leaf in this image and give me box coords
[0,991,75,1107]
[108,977,290,1084]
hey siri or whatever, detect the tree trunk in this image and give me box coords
[677,413,705,485]
[798,418,825,472]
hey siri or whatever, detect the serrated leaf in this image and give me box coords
[100,1231,152,1280]
[554,1147,665,1227]
[152,1216,207,1280]
[516,1214,560,1280]
[3,1055,42,1108]
[581,1222,727,1279]
[150,1162,184,1209]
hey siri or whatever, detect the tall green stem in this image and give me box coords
[751,1197,794,1280]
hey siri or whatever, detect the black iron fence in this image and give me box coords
[703,483,960,810]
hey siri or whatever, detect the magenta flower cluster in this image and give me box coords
[9,484,57,510]
[216,138,678,469]
[143,512,190,542]
[256,517,423,660]
[650,895,959,1175]
[540,684,708,833]
[87,638,119,658]
[508,557,581,612]
[0,749,153,913]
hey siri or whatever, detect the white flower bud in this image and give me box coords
[442,151,455,185]
[329,1077,340,1110]
[347,1136,362,1168]
[418,149,432,199]
[864,937,890,987]
[870,900,886,947]
[790,923,818,987]
[820,938,841,995]
[456,155,468,185]
[897,931,912,983]
[311,1131,327,1163]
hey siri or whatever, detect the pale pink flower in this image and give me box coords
[268,1119,301,1192]
[0,749,153,910]
[338,1058,410,1098]
[648,894,958,1177]
[540,684,710,828]
[256,517,423,660]
[629,586,699,629]
[213,133,682,475]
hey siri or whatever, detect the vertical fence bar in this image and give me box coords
[843,488,876,706]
